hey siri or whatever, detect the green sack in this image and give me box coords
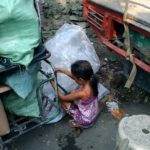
[2,63,41,117]
[0,0,40,66]
[3,79,40,118]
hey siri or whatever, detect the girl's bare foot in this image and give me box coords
[68,120,81,128]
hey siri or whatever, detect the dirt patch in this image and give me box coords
[57,131,82,150]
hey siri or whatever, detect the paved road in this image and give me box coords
[9,101,150,150]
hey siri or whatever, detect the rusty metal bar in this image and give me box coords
[88,16,102,28]
[88,7,104,18]
[88,19,103,31]
[88,11,103,22]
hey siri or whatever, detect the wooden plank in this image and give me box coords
[89,0,150,12]
[0,85,11,94]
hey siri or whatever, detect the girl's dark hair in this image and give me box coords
[71,60,98,96]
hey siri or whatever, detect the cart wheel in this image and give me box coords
[0,144,8,150]
[0,138,3,150]
[0,144,2,150]
[0,139,7,150]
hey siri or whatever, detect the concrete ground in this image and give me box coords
[9,101,150,150]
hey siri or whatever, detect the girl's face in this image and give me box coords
[73,76,85,85]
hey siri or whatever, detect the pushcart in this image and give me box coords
[0,1,62,149]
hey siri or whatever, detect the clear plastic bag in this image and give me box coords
[106,101,119,111]
[43,23,109,99]
[44,23,100,90]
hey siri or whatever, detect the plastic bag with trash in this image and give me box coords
[41,23,109,123]
[106,99,125,119]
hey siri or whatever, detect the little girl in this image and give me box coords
[52,60,99,128]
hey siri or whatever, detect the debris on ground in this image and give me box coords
[106,99,125,119]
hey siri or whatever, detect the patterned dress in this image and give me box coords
[66,96,99,128]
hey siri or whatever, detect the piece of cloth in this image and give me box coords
[65,96,99,128]
[3,81,40,117]
[1,64,39,99]
[2,63,40,117]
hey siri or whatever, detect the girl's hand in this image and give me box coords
[56,67,74,79]
[56,67,66,73]
[50,80,55,88]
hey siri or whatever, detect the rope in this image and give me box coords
[123,0,137,88]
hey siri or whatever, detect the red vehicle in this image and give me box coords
[82,0,150,89]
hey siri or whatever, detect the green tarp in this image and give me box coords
[2,63,40,117]
[3,83,40,117]
[0,0,40,66]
